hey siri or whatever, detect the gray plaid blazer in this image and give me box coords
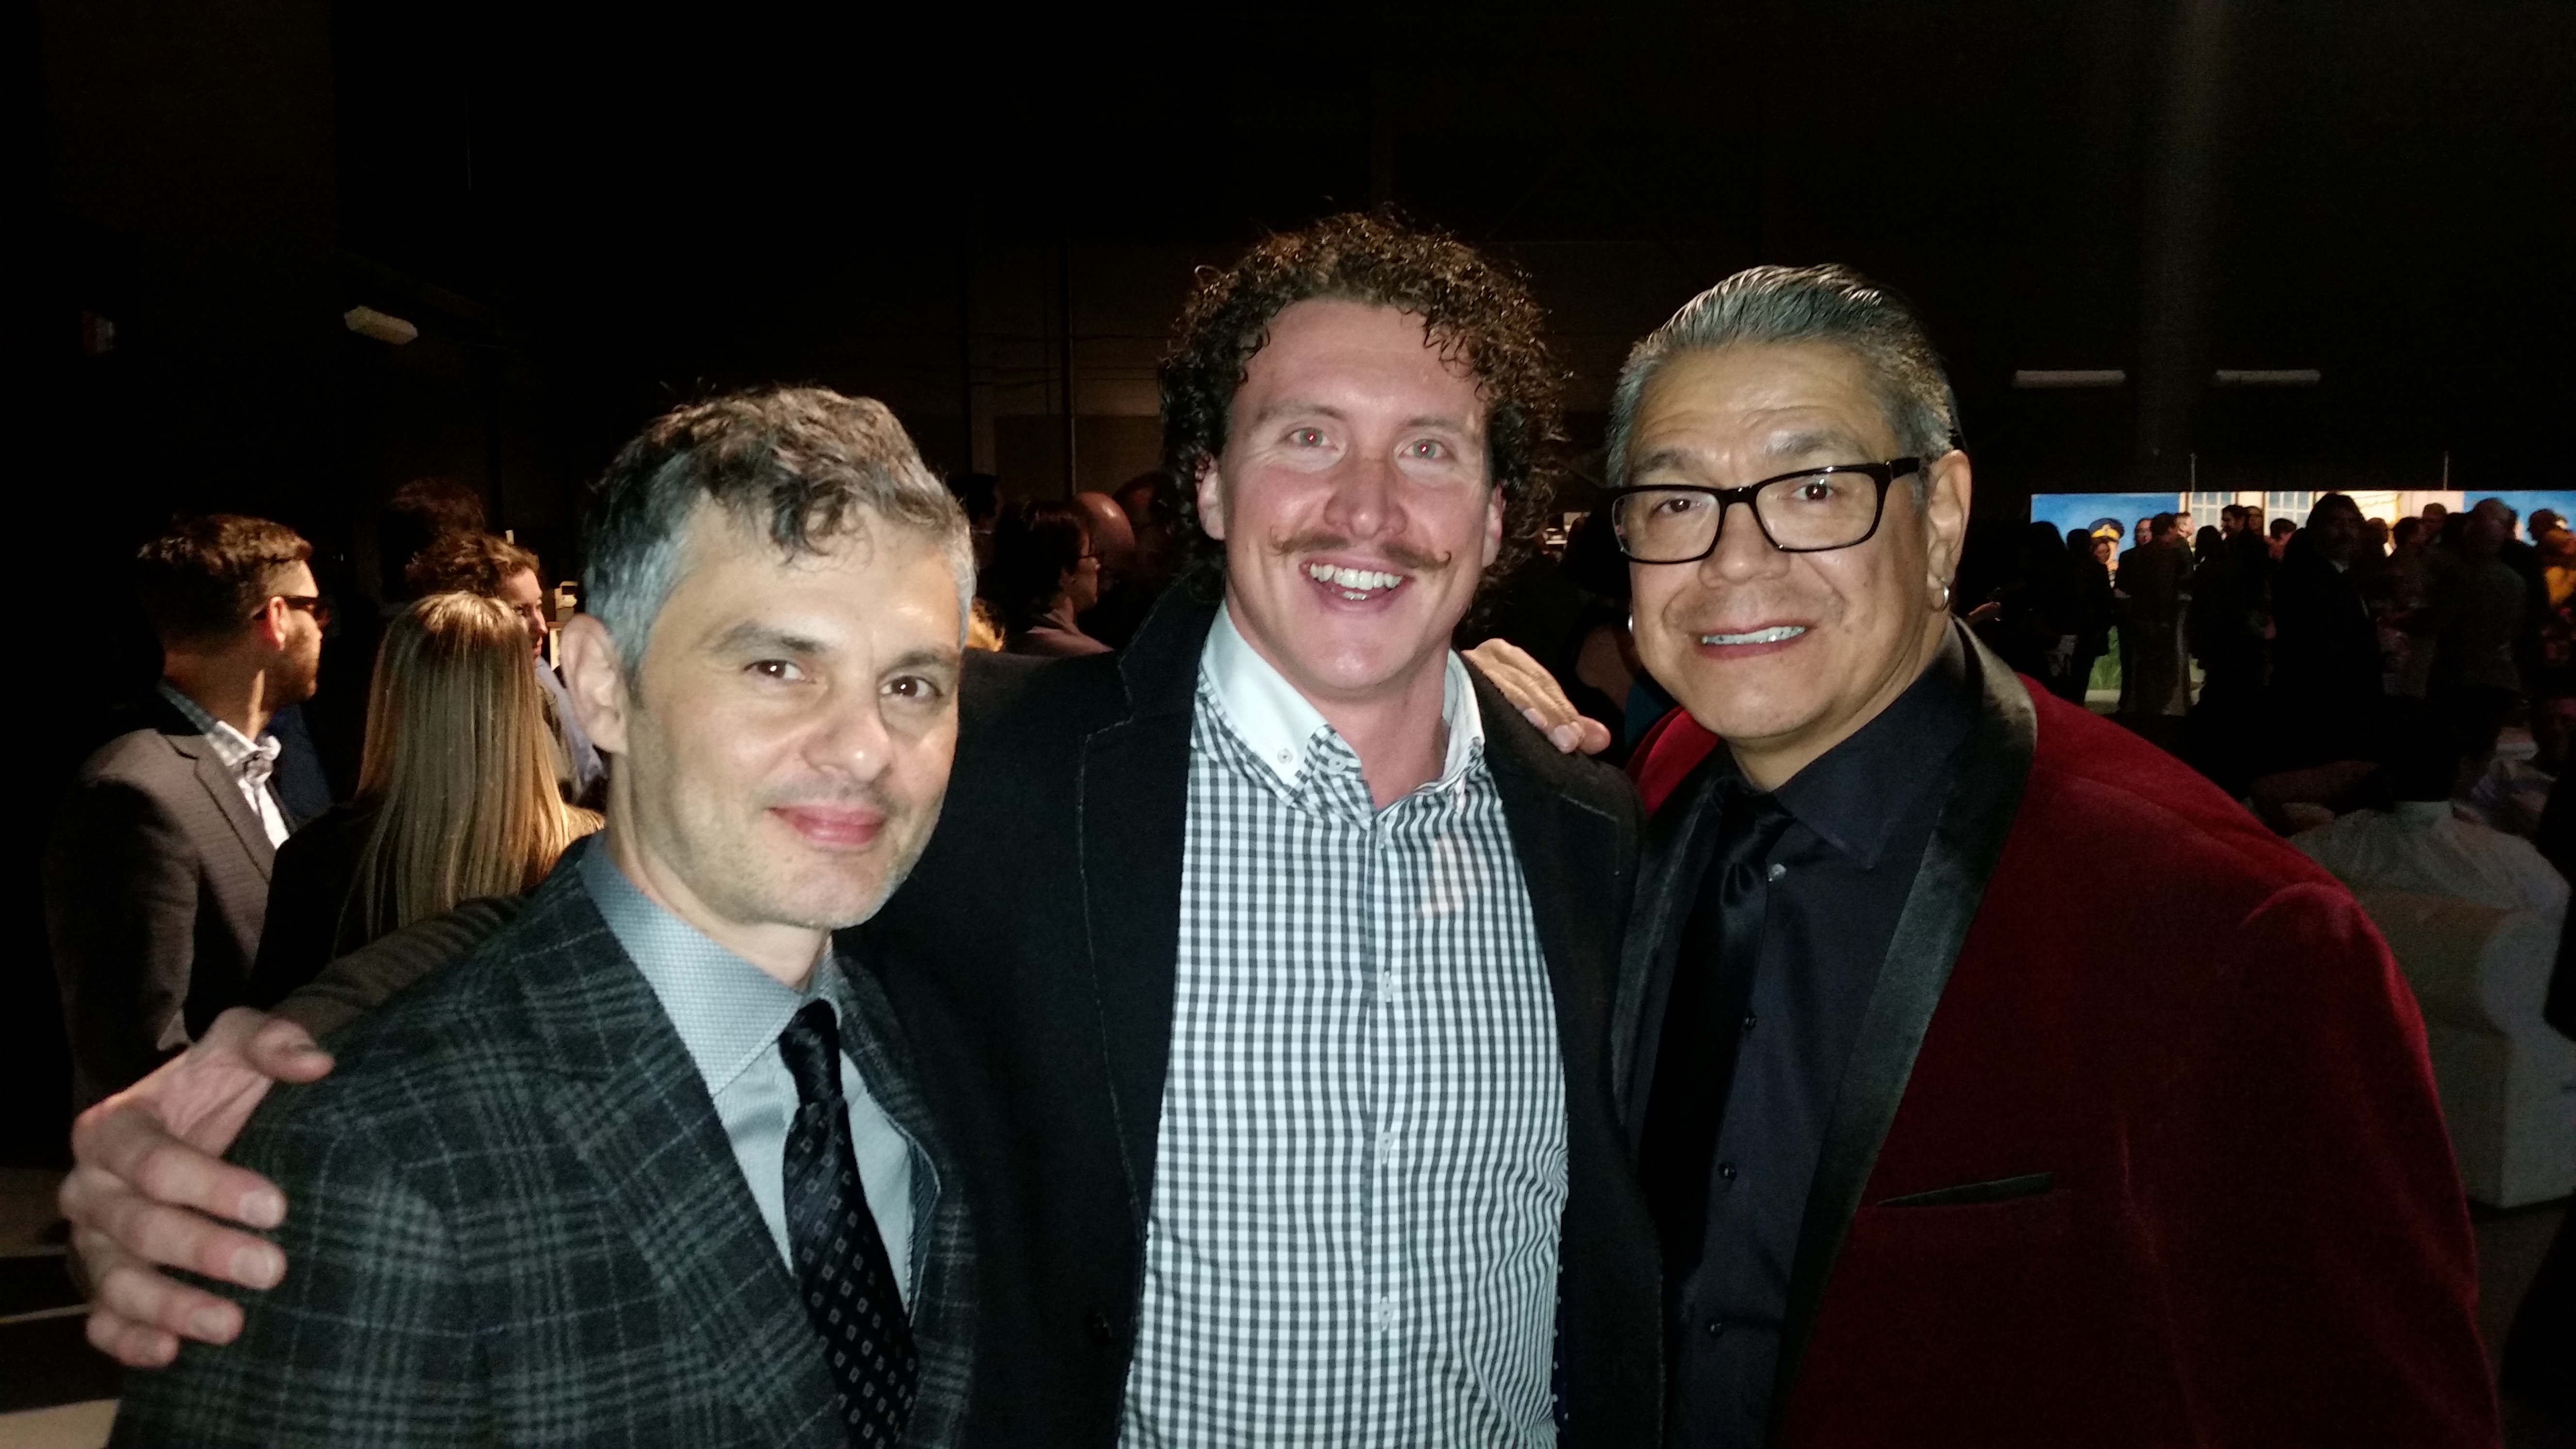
[112,856,977,1448]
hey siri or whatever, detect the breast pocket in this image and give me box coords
[1837,1175,2074,1329]
[1875,1170,2055,1208]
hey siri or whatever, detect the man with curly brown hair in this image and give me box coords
[858,211,1657,1444]
[61,217,1659,1447]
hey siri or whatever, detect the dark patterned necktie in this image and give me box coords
[778,1001,918,1444]
[1638,782,1795,1283]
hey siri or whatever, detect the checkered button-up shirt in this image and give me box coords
[1118,607,1568,1448]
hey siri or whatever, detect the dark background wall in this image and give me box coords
[7,0,2572,1162]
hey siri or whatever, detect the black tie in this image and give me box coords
[1638,783,1795,1285]
[779,1001,918,1445]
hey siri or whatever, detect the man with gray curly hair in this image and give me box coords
[105,386,982,1448]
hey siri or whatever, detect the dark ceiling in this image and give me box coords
[16,0,2576,537]
[334,0,2573,468]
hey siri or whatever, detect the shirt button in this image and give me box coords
[1704,1316,1728,1340]
[1741,1012,1757,1033]
[1717,1160,1739,1183]
[1766,862,1787,882]
[1376,1129,1397,1165]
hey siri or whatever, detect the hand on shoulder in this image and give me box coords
[60,1008,334,1367]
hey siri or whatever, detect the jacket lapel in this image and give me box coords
[1765,634,2037,1440]
[164,727,275,967]
[1474,673,1626,1035]
[516,870,847,1449]
[1608,756,1730,1132]
[171,729,276,880]
[1076,591,1215,1235]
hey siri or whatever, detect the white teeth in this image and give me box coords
[1699,625,1807,645]
[1305,563,1405,594]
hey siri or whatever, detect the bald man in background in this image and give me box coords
[1072,488,1157,648]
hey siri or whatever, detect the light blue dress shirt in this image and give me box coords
[578,843,921,1303]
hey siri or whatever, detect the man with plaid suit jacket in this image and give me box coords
[111,389,984,1447]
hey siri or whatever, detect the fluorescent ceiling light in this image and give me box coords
[2013,369,2127,388]
[2211,368,2321,386]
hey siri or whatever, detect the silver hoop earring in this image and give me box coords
[1934,580,1952,612]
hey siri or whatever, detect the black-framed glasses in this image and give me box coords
[260,594,333,627]
[1605,458,1920,563]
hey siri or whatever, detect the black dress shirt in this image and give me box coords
[1653,627,1977,1447]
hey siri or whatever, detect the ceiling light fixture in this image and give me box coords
[2210,368,2321,386]
[2012,369,2127,388]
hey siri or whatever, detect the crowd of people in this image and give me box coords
[33,213,2570,1447]
[1982,492,2576,801]
[44,504,603,1115]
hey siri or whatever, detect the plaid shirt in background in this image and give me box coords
[1118,612,1567,1447]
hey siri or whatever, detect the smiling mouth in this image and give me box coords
[773,805,888,849]
[1697,625,1808,645]
[1305,563,1408,601]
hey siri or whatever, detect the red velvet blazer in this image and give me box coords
[1621,648,2496,1447]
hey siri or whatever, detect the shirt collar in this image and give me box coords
[1723,624,1979,868]
[1198,599,1484,790]
[159,680,277,771]
[576,838,854,1097]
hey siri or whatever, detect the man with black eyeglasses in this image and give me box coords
[47,515,327,1112]
[1601,266,2495,1446]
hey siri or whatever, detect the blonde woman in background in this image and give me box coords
[246,592,598,1004]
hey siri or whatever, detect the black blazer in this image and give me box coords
[246,799,382,1009]
[2269,545,2381,707]
[861,591,1662,1447]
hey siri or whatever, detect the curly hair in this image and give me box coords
[1157,213,1565,592]
[583,386,973,673]
[405,530,540,600]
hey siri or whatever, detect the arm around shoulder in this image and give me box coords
[273,896,525,1040]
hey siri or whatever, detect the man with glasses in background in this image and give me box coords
[47,515,327,1112]
[1603,265,2495,1446]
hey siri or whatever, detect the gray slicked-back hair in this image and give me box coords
[1605,264,1962,494]
[584,386,974,672]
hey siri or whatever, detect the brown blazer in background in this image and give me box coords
[46,696,277,1111]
